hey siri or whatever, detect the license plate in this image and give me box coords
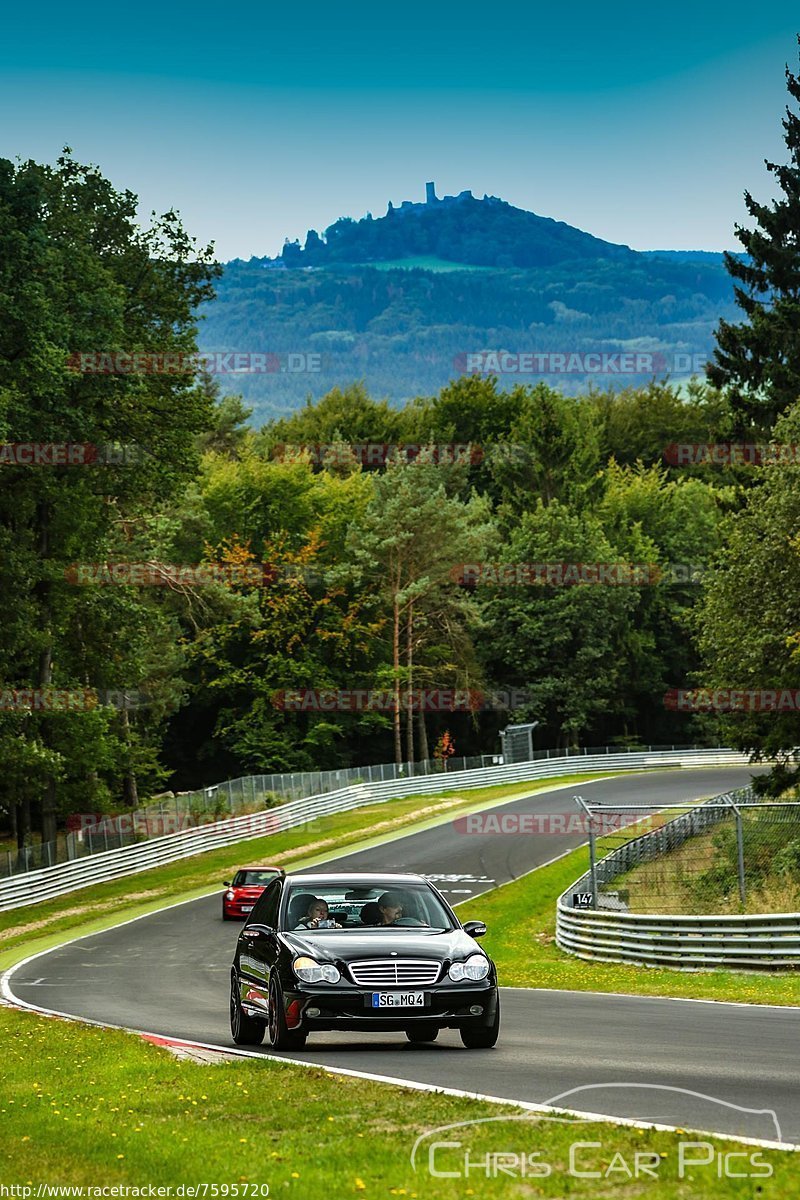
[242,905,253,913]
[369,991,426,1008]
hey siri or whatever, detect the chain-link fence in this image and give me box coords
[577,788,800,915]
[0,742,719,880]
[0,754,501,878]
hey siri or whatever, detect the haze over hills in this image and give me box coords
[198,184,739,423]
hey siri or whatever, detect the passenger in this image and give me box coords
[296,898,342,930]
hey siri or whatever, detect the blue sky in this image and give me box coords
[1,2,797,259]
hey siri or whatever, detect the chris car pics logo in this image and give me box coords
[410,1086,783,1181]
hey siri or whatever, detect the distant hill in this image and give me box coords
[199,185,739,423]
[642,250,735,264]
[274,183,637,270]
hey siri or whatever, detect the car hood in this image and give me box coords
[279,927,486,963]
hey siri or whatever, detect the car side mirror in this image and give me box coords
[463,920,487,939]
[223,880,231,887]
[242,923,271,939]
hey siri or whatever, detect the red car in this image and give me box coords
[222,865,284,921]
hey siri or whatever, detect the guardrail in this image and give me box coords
[3,741,725,878]
[0,746,750,913]
[555,785,800,970]
[557,906,800,970]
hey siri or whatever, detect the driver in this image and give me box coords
[376,891,405,924]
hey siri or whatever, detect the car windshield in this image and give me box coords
[282,883,453,932]
[234,870,279,887]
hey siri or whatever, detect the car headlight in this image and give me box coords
[448,953,490,982]
[225,891,235,901]
[292,956,340,984]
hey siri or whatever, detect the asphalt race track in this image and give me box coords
[9,766,800,1144]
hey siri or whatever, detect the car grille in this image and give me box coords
[348,959,441,987]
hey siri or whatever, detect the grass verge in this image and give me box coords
[1,1004,796,1196]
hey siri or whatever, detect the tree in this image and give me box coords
[347,460,493,763]
[433,730,455,770]
[258,384,407,457]
[584,381,729,469]
[0,151,218,842]
[165,451,384,780]
[597,462,724,743]
[696,400,800,786]
[488,383,601,517]
[708,40,800,429]
[196,376,253,458]
[479,500,640,747]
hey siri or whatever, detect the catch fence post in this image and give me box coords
[729,795,747,907]
[574,795,598,909]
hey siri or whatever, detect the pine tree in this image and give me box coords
[708,39,800,429]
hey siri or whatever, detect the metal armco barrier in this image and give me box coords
[556,906,800,971]
[0,747,748,912]
[555,785,800,970]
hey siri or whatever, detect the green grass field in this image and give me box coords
[1,1005,795,1197]
[365,255,492,272]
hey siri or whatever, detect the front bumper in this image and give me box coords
[282,981,498,1031]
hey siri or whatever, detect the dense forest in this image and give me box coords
[2,49,800,849]
[201,253,739,419]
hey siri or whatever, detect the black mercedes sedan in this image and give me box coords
[229,871,499,1050]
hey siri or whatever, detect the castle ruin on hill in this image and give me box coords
[387,182,502,216]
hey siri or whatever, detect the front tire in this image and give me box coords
[460,997,500,1049]
[405,1023,440,1044]
[230,974,266,1046]
[268,976,307,1051]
